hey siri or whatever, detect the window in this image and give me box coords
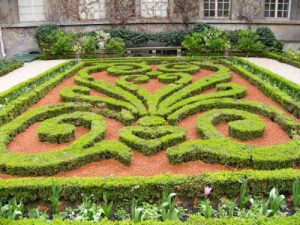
[204,0,230,18]
[18,0,46,22]
[264,0,290,18]
[79,0,106,20]
[141,0,169,18]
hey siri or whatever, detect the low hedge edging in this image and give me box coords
[0,169,300,205]
[0,61,23,77]
[223,57,300,117]
[1,214,300,225]
[263,51,300,69]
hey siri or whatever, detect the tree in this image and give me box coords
[237,0,261,29]
[174,0,199,29]
[106,0,135,28]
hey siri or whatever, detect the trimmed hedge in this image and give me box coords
[167,98,300,169]
[263,51,300,69]
[0,60,85,127]
[224,57,300,117]
[0,169,300,205]
[157,63,200,74]
[1,214,300,225]
[0,103,132,176]
[119,125,186,155]
[197,109,265,140]
[0,60,23,77]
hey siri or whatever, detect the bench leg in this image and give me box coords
[177,49,182,57]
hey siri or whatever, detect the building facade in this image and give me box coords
[0,0,300,57]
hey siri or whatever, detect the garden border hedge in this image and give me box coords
[0,60,23,77]
[0,169,300,206]
[1,214,300,225]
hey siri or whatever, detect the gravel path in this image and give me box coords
[244,57,300,85]
[0,60,69,93]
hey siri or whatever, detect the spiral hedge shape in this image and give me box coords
[0,103,132,176]
[157,63,200,74]
[107,63,152,76]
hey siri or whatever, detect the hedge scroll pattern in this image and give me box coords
[1,59,300,176]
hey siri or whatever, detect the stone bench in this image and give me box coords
[126,46,182,57]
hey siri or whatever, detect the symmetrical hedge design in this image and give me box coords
[1,57,300,176]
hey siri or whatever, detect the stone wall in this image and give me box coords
[0,0,300,56]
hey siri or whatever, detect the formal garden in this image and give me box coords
[0,23,300,225]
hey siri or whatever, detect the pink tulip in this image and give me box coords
[204,186,212,196]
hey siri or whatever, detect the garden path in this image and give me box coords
[0,60,68,92]
[244,57,300,85]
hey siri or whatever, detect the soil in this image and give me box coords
[1,65,298,178]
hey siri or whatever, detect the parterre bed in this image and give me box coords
[0,57,300,206]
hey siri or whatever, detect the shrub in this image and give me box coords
[237,30,265,53]
[105,37,125,55]
[108,29,150,45]
[256,27,283,52]
[45,30,74,55]
[35,24,60,50]
[182,28,230,55]
[82,35,98,53]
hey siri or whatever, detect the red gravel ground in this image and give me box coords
[9,124,89,154]
[1,65,298,178]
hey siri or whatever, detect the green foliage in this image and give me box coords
[109,29,150,45]
[0,59,23,77]
[182,28,230,54]
[225,57,300,116]
[65,195,104,222]
[105,38,125,55]
[266,188,286,216]
[256,27,283,52]
[27,208,49,220]
[107,23,211,46]
[82,36,98,53]
[50,182,62,216]
[102,193,113,219]
[0,198,24,220]
[237,30,265,53]
[35,24,60,49]
[293,179,300,210]
[199,199,215,218]
[239,178,251,209]
[46,30,74,55]
[159,192,185,221]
